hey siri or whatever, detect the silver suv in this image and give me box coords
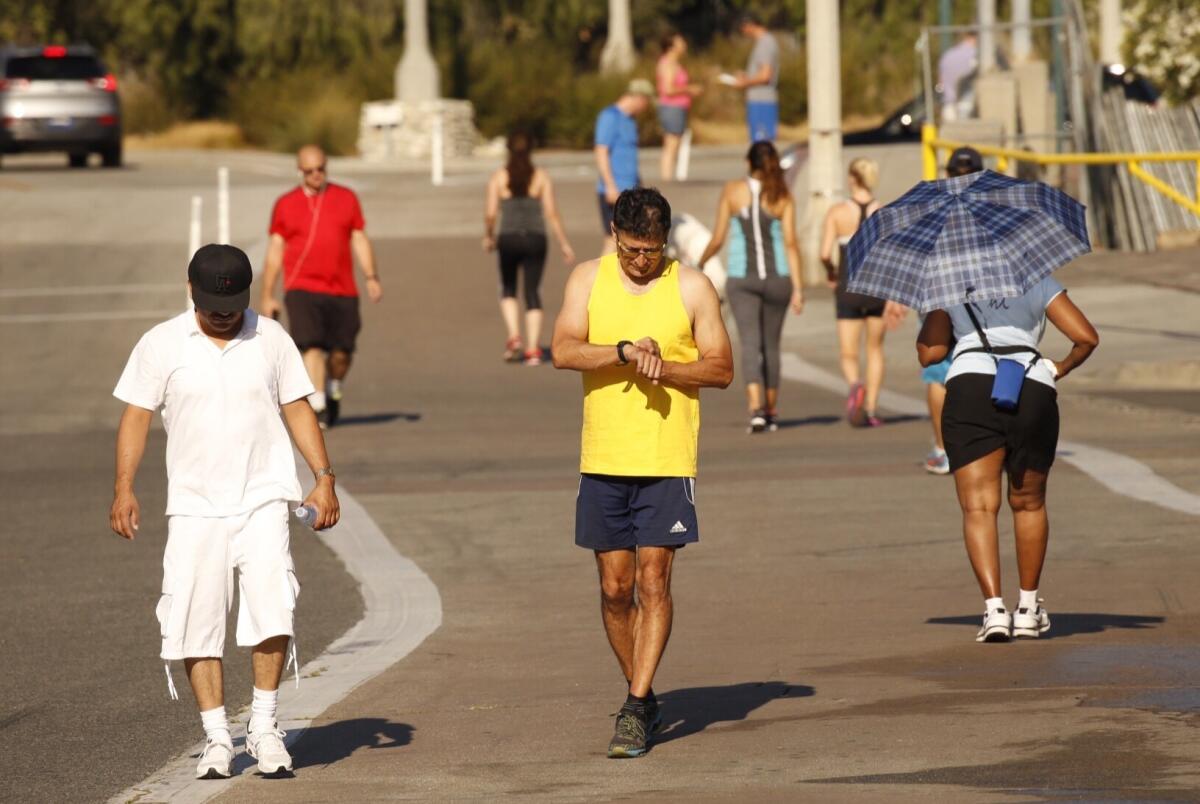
[0,45,122,168]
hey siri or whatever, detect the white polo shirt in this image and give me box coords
[114,309,315,517]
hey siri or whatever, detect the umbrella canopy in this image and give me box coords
[844,170,1090,313]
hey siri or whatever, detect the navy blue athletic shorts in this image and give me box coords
[575,474,699,551]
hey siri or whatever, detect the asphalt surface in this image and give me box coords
[3,146,1200,801]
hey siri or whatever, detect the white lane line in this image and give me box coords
[109,484,443,804]
[0,310,183,324]
[0,283,180,298]
[781,353,1200,517]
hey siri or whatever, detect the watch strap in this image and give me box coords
[616,340,633,365]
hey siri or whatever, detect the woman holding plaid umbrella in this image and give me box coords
[845,169,1099,643]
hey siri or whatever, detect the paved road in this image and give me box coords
[2,146,1199,801]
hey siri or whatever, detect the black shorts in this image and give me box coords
[942,373,1060,479]
[598,194,616,235]
[835,289,886,319]
[284,290,362,353]
[575,474,698,551]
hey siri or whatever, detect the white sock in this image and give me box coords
[984,596,1006,613]
[308,391,326,413]
[1019,589,1039,610]
[249,687,278,734]
[328,378,343,400]
[200,706,231,746]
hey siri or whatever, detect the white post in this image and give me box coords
[1012,0,1032,64]
[430,113,444,187]
[805,0,842,287]
[1099,0,1122,65]
[978,0,997,74]
[189,195,203,258]
[675,128,692,182]
[397,0,439,101]
[217,166,230,245]
[600,0,636,74]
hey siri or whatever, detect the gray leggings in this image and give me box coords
[725,276,793,389]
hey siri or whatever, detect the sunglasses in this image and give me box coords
[614,237,666,259]
[301,164,327,176]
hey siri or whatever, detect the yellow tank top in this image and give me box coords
[581,255,700,477]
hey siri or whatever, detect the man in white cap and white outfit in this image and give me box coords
[110,243,339,778]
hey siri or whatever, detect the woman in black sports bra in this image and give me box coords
[820,158,892,427]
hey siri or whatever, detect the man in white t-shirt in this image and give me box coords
[110,244,339,779]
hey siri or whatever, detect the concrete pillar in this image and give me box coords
[396,0,440,101]
[978,0,996,73]
[804,0,841,286]
[599,0,635,75]
[1012,0,1032,63]
[1100,0,1122,65]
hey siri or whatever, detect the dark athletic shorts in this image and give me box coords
[575,474,699,551]
[598,194,616,235]
[284,289,362,353]
[942,373,1060,480]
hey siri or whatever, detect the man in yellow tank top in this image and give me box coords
[552,188,733,758]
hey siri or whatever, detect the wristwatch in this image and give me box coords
[315,467,336,481]
[616,340,633,365]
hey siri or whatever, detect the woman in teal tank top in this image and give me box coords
[698,141,804,432]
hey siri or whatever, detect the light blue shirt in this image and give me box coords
[594,105,639,195]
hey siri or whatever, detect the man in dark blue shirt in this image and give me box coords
[594,79,654,251]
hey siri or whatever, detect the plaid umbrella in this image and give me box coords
[844,170,1090,313]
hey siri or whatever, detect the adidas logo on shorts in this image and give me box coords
[670,521,688,534]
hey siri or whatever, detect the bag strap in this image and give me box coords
[961,303,1041,366]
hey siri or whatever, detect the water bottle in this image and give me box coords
[294,503,319,529]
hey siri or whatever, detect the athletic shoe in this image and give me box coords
[764,411,780,432]
[846,382,865,426]
[246,725,293,775]
[503,336,523,362]
[925,448,950,475]
[976,607,1012,643]
[748,410,767,434]
[645,693,663,733]
[523,349,542,367]
[864,413,883,428]
[1013,602,1051,638]
[195,738,233,780]
[607,706,650,758]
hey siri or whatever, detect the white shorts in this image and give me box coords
[157,500,300,660]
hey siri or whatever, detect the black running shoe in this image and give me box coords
[607,706,649,758]
[764,411,779,432]
[645,694,663,733]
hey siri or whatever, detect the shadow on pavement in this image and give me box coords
[926,613,1165,639]
[334,412,422,427]
[654,681,814,745]
[288,718,414,769]
[775,415,839,429]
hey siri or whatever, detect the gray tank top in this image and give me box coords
[498,196,545,236]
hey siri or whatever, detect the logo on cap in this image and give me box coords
[215,275,233,292]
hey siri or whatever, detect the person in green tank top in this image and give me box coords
[551,188,733,758]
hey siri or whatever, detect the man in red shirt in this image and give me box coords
[261,144,383,427]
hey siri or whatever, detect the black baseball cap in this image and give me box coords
[188,244,252,313]
[947,146,984,176]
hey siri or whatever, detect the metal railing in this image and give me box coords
[922,124,1200,218]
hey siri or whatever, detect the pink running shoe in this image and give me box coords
[846,382,866,426]
[865,413,884,427]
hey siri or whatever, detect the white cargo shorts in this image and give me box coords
[157,500,300,660]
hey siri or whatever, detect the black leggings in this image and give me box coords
[725,276,793,389]
[497,232,547,310]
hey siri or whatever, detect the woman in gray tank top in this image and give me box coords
[484,133,575,365]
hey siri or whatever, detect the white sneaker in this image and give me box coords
[976,607,1012,643]
[1013,602,1051,638]
[195,739,233,779]
[246,725,293,775]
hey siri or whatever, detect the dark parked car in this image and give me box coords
[0,44,122,168]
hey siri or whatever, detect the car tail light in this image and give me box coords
[90,74,118,92]
[42,45,68,58]
[0,78,31,91]
[99,114,117,126]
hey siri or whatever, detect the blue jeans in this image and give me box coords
[747,101,779,142]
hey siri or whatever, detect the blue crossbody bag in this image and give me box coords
[959,303,1040,412]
